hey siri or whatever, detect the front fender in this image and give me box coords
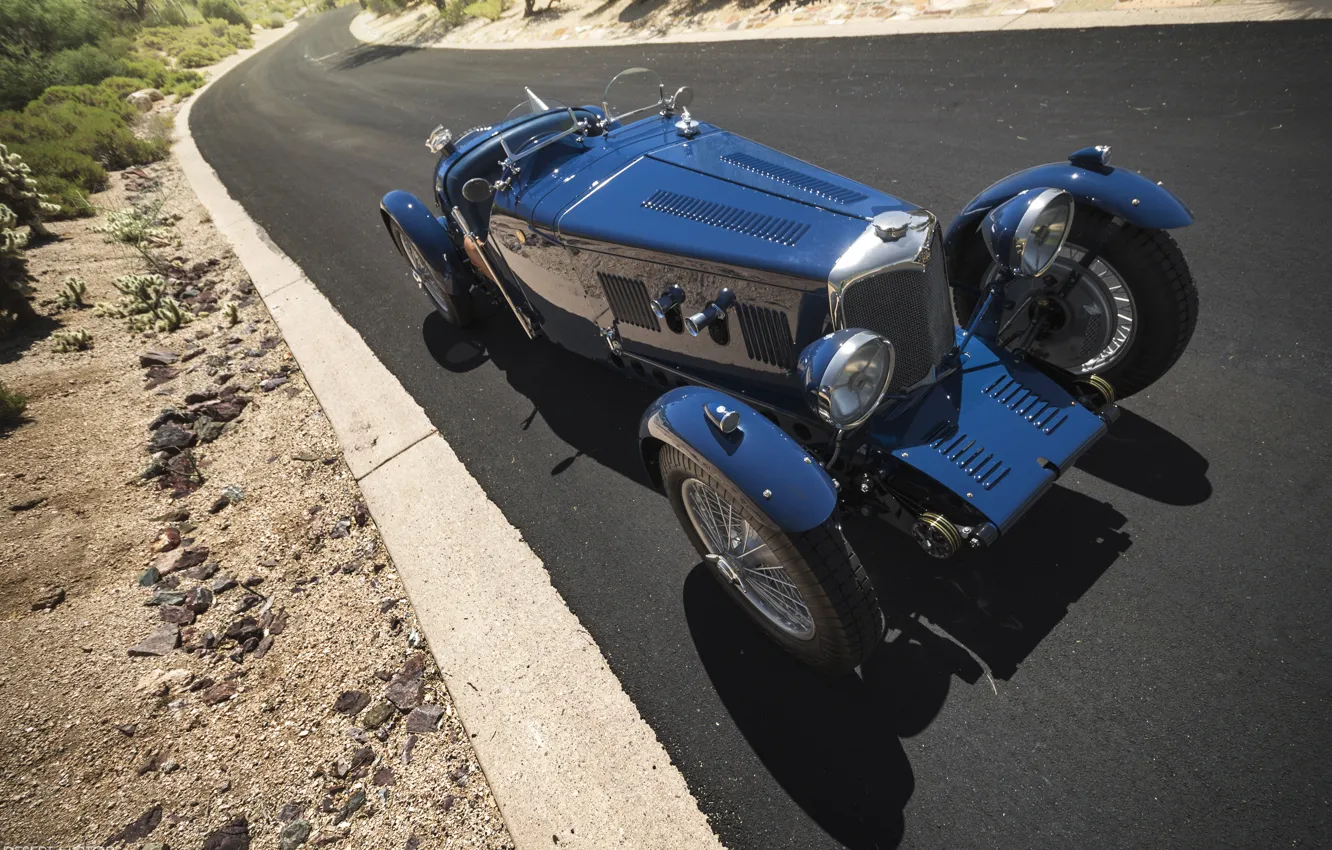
[944,153,1194,262]
[379,190,469,296]
[640,387,838,534]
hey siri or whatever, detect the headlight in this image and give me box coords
[982,187,1074,278]
[798,329,896,430]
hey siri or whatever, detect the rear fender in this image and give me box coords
[379,190,469,296]
[944,151,1194,266]
[640,387,838,534]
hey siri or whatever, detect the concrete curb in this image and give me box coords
[173,26,723,850]
[350,1,1330,51]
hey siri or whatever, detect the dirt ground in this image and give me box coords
[0,110,513,848]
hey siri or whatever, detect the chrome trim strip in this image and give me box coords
[450,206,538,340]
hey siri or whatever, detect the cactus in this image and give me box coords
[51,328,93,352]
[95,273,192,332]
[222,301,239,326]
[149,297,192,332]
[0,378,27,430]
[55,276,88,310]
[0,144,57,239]
[1,203,35,335]
[94,204,172,247]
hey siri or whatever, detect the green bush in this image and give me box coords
[120,55,170,88]
[200,0,252,28]
[463,0,505,20]
[98,75,152,96]
[1,202,35,337]
[262,13,285,27]
[366,0,409,14]
[163,70,204,98]
[4,141,104,217]
[33,83,136,119]
[46,43,125,86]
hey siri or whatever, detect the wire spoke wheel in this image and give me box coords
[681,477,816,640]
[395,223,453,321]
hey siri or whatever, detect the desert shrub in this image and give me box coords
[0,378,26,428]
[45,43,126,87]
[222,301,239,326]
[149,2,191,26]
[262,13,285,27]
[96,272,193,332]
[224,23,253,48]
[437,0,467,27]
[463,0,506,21]
[119,55,170,88]
[366,0,409,14]
[2,97,167,171]
[176,46,215,67]
[33,83,136,119]
[99,75,153,96]
[163,70,204,98]
[200,0,252,28]
[52,327,93,351]
[3,141,103,217]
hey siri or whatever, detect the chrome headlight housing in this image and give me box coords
[982,187,1074,278]
[798,329,896,430]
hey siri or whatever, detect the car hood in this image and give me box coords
[551,129,917,285]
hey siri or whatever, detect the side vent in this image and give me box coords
[720,152,869,206]
[734,304,796,370]
[982,374,1068,436]
[598,273,659,331]
[923,422,1012,492]
[642,190,809,246]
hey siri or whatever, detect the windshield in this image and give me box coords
[505,87,567,122]
[602,67,664,126]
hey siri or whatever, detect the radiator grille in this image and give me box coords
[734,304,796,370]
[642,190,809,246]
[719,152,870,206]
[839,244,955,391]
[598,273,659,331]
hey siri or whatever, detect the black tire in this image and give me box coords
[391,221,475,328]
[952,204,1198,398]
[659,446,884,673]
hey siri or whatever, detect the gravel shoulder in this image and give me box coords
[0,102,514,850]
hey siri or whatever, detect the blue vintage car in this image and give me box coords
[379,71,1197,672]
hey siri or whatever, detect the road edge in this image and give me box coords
[349,1,1330,51]
[172,23,724,850]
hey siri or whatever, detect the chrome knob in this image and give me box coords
[685,288,735,337]
[650,285,685,320]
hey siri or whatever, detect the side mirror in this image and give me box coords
[462,178,494,203]
[670,86,694,110]
[982,188,1074,278]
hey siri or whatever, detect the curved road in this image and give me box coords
[193,11,1331,849]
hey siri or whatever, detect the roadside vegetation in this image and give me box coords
[360,0,521,28]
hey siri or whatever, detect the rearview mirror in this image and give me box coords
[462,178,494,203]
[671,86,694,110]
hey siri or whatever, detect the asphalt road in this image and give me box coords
[192,11,1332,848]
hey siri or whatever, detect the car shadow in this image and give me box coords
[684,566,915,850]
[328,43,422,72]
[1074,408,1212,506]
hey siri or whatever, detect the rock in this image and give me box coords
[159,604,196,625]
[154,507,191,522]
[139,348,179,366]
[378,599,399,614]
[224,616,263,643]
[126,89,162,111]
[210,575,238,594]
[405,836,420,850]
[279,819,312,850]
[184,560,219,580]
[151,527,181,553]
[439,794,455,811]
[30,585,65,611]
[143,365,178,389]
[353,501,370,527]
[260,376,288,392]
[405,704,444,733]
[269,609,288,635]
[136,667,193,694]
[137,567,162,586]
[147,423,195,453]
[336,789,366,823]
[360,701,395,731]
[196,416,226,443]
[333,691,371,717]
[450,766,469,786]
[201,681,237,706]
[385,654,426,711]
[235,593,262,613]
[160,759,180,773]
[329,519,352,539]
[128,625,180,657]
[153,546,209,576]
[145,590,186,607]
[401,734,416,764]
[148,408,189,431]
[9,496,45,512]
[372,767,395,787]
[406,628,425,649]
[201,815,250,850]
[116,723,136,736]
[277,802,306,823]
[209,399,247,421]
[252,634,274,659]
[349,745,375,772]
[242,575,264,588]
[104,802,163,845]
[293,452,320,462]
[185,585,214,614]
[155,574,181,590]
[184,389,218,405]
